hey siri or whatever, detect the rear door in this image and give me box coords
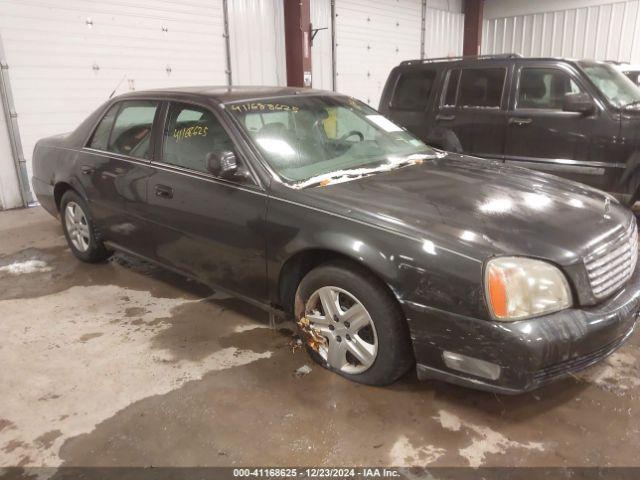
[79,99,160,247]
[429,64,510,158]
[504,62,605,188]
[142,101,269,302]
[383,67,439,141]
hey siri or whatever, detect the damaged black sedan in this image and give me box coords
[32,87,640,394]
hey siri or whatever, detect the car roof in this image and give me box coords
[114,85,341,103]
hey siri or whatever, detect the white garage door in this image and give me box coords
[334,0,422,108]
[0,0,228,182]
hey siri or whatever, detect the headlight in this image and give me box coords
[485,257,573,321]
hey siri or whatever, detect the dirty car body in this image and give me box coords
[32,86,640,394]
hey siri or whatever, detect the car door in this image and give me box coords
[383,67,439,141]
[504,62,607,189]
[429,64,509,159]
[79,99,160,247]
[143,100,269,302]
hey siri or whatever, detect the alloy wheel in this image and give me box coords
[305,286,378,374]
[64,201,91,252]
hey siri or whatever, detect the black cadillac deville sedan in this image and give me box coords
[32,86,640,394]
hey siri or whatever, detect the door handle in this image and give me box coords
[509,117,533,126]
[80,165,94,175]
[436,114,456,121]
[154,184,173,199]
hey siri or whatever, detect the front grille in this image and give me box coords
[584,220,638,299]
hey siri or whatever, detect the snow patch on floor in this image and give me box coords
[580,351,640,394]
[389,435,446,466]
[0,285,271,467]
[233,323,269,333]
[0,259,52,275]
[434,410,544,467]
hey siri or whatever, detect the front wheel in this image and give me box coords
[60,190,112,263]
[294,261,414,386]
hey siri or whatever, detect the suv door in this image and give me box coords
[383,67,439,141]
[504,62,608,189]
[428,64,510,159]
[143,101,268,302]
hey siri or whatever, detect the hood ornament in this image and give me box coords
[604,197,611,219]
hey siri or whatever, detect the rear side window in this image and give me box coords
[391,70,437,110]
[108,101,159,159]
[626,71,640,86]
[459,68,506,108]
[88,105,118,150]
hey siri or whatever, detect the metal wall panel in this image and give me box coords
[0,93,22,210]
[482,0,640,63]
[310,0,333,90]
[0,0,228,189]
[335,0,423,107]
[334,0,464,108]
[424,7,465,58]
[228,0,286,86]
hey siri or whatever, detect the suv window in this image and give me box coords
[107,101,158,159]
[391,70,437,110]
[442,69,461,107]
[459,68,506,108]
[88,105,119,151]
[162,102,235,175]
[518,68,582,109]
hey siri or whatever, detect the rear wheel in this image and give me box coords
[60,190,111,263]
[294,261,414,386]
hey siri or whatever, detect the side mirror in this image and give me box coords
[563,92,595,114]
[205,150,238,178]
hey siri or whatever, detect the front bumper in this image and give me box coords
[406,264,640,394]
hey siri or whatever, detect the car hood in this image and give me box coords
[293,155,633,265]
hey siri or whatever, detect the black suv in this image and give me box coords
[380,54,640,203]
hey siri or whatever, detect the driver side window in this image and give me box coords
[161,102,235,176]
[517,68,583,110]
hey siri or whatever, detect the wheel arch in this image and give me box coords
[277,247,402,316]
[53,182,76,212]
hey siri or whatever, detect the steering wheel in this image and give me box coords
[339,130,364,142]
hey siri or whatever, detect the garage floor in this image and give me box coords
[1,207,640,469]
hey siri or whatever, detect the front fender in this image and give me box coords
[265,196,487,320]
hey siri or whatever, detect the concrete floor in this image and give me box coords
[1,207,640,469]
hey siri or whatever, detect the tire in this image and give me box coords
[60,190,112,263]
[294,261,414,386]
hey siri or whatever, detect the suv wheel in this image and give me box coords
[294,261,414,386]
[60,190,112,263]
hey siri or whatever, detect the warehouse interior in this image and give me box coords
[1,0,640,476]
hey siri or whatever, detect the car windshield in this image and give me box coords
[226,95,438,187]
[580,62,640,108]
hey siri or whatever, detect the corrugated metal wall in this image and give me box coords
[0,92,21,210]
[228,0,287,85]
[424,7,465,58]
[482,0,640,62]
[334,0,464,108]
[0,0,229,192]
[335,0,423,107]
[310,0,333,91]
[0,0,286,209]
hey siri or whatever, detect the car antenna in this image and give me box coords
[108,74,127,99]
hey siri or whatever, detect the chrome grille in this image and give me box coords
[585,221,638,299]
